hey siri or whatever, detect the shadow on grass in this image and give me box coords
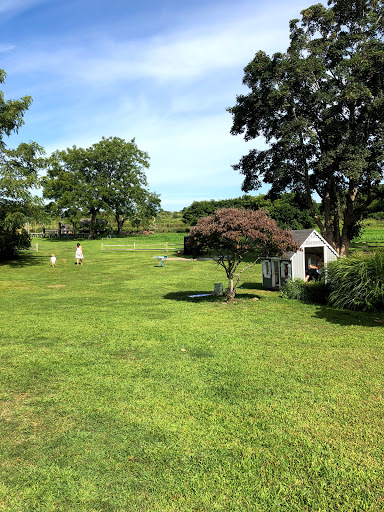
[163,290,262,302]
[240,282,264,291]
[164,291,219,302]
[39,238,91,243]
[1,254,46,267]
[188,349,215,358]
[312,306,384,328]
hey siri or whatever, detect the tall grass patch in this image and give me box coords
[327,249,384,312]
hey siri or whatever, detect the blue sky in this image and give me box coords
[1,0,315,211]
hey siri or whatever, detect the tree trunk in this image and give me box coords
[117,219,125,235]
[115,213,121,235]
[338,236,349,257]
[225,278,236,302]
[89,211,98,239]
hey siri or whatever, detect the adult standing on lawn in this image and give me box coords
[75,243,84,265]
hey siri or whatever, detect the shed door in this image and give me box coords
[304,246,325,279]
[280,261,291,280]
[272,259,280,288]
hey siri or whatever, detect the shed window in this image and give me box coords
[262,260,271,278]
[280,262,291,279]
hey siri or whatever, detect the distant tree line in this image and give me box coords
[182,193,316,231]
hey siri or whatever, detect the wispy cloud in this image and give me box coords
[5,0,303,86]
[0,0,46,15]
[0,43,15,53]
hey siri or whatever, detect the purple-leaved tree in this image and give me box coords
[188,208,299,302]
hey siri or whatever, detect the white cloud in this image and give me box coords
[0,0,45,15]
[0,43,15,53]
[4,0,308,87]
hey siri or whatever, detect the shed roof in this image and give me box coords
[291,229,316,246]
[281,229,312,259]
[283,229,338,260]
[262,229,339,260]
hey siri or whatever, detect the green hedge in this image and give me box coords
[280,278,330,305]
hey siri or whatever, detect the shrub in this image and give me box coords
[0,228,31,260]
[188,208,299,301]
[326,250,384,312]
[281,278,330,305]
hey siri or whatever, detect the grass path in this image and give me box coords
[0,236,383,511]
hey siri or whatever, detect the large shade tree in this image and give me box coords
[43,137,159,238]
[228,0,384,255]
[94,137,160,234]
[188,208,299,302]
[0,69,45,258]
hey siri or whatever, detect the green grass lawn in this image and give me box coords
[352,220,384,246]
[1,235,383,511]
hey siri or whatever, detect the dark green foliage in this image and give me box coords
[281,278,330,305]
[327,250,384,312]
[1,69,44,258]
[0,229,30,259]
[182,193,314,229]
[43,137,159,238]
[0,200,31,259]
[182,195,269,225]
[0,69,32,147]
[366,185,384,220]
[268,194,315,230]
[229,0,384,255]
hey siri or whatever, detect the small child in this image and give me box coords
[50,254,56,267]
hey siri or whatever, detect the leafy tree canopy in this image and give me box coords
[0,69,45,259]
[43,136,160,238]
[0,69,32,148]
[366,184,384,219]
[228,0,384,255]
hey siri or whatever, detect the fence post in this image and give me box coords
[101,243,103,252]
[166,242,168,253]
[36,243,38,253]
[134,242,136,251]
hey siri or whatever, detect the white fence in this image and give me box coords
[20,243,38,252]
[30,232,88,239]
[101,242,183,252]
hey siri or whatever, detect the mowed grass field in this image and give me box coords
[1,233,383,511]
[351,220,384,249]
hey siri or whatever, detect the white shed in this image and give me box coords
[261,229,339,290]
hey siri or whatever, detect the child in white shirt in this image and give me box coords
[50,254,56,267]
